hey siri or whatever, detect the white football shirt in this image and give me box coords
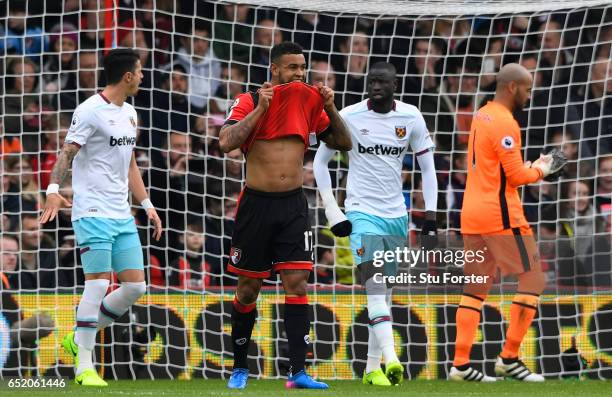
[65,93,138,220]
[340,99,434,218]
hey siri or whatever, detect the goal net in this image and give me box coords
[0,0,610,380]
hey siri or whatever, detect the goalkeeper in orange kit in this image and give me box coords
[449,64,567,382]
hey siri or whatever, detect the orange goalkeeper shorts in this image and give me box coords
[463,224,541,277]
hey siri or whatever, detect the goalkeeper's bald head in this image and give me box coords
[495,63,534,111]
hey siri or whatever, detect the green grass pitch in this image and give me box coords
[8,379,610,397]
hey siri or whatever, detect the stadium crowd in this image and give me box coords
[0,1,610,292]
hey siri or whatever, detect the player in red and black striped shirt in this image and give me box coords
[219,42,351,389]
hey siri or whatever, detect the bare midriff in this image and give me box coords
[245,135,305,192]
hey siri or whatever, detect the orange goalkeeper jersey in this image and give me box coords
[461,101,543,234]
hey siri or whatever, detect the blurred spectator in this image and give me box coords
[209,63,247,115]
[212,4,252,63]
[309,60,337,89]
[145,132,204,254]
[31,113,69,189]
[403,37,445,107]
[1,159,20,231]
[479,37,504,91]
[168,218,220,289]
[5,156,42,214]
[249,19,284,86]
[309,60,341,108]
[0,1,48,58]
[595,155,612,226]
[57,50,99,112]
[42,23,78,95]
[559,181,611,287]
[193,114,224,157]
[1,234,19,289]
[333,31,370,107]
[151,63,190,164]
[420,57,478,151]
[516,52,584,161]
[208,148,244,208]
[279,11,335,57]
[176,20,221,112]
[501,16,530,54]
[538,19,572,91]
[14,214,60,290]
[133,0,173,66]
[574,56,611,156]
[4,57,42,150]
[549,129,592,179]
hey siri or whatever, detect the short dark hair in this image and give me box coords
[186,217,204,233]
[193,19,212,35]
[103,48,139,85]
[370,62,396,75]
[270,41,303,64]
[172,63,187,75]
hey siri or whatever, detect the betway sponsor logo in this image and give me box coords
[110,136,136,147]
[358,142,405,157]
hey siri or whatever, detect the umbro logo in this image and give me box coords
[235,338,247,346]
[108,120,116,126]
[360,128,369,135]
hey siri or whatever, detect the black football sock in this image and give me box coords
[284,296,310,375]
[231,296,257,370]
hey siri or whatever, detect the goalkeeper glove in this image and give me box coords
[420,219,438,250]
[319,188,352,237]
[531,148,568,180]
[542,148,568,181]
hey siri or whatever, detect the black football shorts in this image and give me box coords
[227,187,314,278]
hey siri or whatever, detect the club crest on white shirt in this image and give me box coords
[395,125,407,138]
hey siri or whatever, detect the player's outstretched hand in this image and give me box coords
[316,82,335,110]
[420,219,438,250]
[39,193,72,224]
[146,208,163,241]
[257,82,274,111]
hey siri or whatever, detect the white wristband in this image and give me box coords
[46,184,59,195]
[141,198,154,210]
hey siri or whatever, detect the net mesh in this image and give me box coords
[0,0,610,380]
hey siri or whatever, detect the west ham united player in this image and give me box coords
[314,62,438,386]
[40,49,163,386]
[219,42,352,389]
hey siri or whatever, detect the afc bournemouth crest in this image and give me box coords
[129,116,136,128]
[395,125,407,138]
[356,247,365,257]
[230,247,242,264]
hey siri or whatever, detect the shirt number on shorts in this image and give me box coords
[304,230,313,251]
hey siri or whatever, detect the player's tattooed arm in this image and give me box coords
[321,106,352,151]
[49,142,80,185]
[218,106,267,152]
[317,83,352,151]
[40,142,79,224]
[220,83,273,152]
